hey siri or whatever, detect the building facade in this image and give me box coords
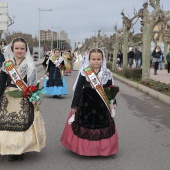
[39,30,57,41]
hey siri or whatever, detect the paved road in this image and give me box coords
[1,65,170,170]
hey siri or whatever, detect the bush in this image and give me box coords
[122,68,142,80]
[141,79,170,93]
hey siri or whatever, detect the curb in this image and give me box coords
[112,72,170,106]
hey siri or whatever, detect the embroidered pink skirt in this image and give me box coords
[60,112,118,156]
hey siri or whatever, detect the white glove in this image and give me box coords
[111,108,116,118]
[45,75,49,80]
[68,114,75,124]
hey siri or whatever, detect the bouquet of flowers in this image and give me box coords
[104,85,119,118]
[24,83,45,110]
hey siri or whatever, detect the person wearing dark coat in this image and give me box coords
[128,49,134,68]
[152,45,162,75]
[0,48,5,68]
[117,50,123,67]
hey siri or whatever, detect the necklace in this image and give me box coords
[92,67,101,75]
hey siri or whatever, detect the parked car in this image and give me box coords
[33,52,38,61]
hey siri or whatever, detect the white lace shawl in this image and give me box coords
[2,40,37,86]
[80,67,113,85]
[1,58,37,86]
[73,48,114,91]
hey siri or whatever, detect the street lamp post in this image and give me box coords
[38,8,52,59]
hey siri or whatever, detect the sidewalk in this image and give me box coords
[150,68,170,84]
[112,67,170,106]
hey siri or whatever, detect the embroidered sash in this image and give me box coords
[4,60,28,91]
[83,67,111,112]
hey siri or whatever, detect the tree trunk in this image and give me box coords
[122,26,130,69]
[105,49,109,61]
[0,31,3,42]
[164,42,168,63]
[142,25,154,81]
[112,36,119,70]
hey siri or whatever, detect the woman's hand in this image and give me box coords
[71,108,77,115]
[32,100,37,105]
[68,108,77,124]
[110,103,117,110]
[46,72,49,76]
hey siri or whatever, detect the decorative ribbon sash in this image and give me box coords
[4,60,28,91]
[83,67,111,112]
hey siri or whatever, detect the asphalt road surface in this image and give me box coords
[1,65,170,170]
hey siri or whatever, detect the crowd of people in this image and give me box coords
[116,45,170,75]
[0,38,119,162]
[0,37,170,162]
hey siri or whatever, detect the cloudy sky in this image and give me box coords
[1,0,170,48]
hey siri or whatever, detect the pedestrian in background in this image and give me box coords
[61,48,118,156]
[128,48,134,68]
[134,47,142,68]
[0,47,5,69]
[42,51,50,68]
[0,37,46,161]
[0,40,7,52]
[159,54,164,70]
[117,50,123,67]
[166,51,170,73]
[44,48,68,98]
[152,45,162,75]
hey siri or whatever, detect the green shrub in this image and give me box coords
[141,79,170,95]
[123,68,142,80]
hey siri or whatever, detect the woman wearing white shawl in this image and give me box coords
[61,48,118,156]
[72,51,82,70]
[0,38,46,161]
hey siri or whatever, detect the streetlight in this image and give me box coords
[38,8,52,59]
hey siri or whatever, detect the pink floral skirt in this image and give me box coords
[60,112,118,156]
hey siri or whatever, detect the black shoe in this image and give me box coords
[17,154,24,161]
[8,155,17,162]
[53,95,58,98]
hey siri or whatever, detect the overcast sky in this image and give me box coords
[1,0,170,48]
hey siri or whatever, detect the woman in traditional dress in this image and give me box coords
[61,48,118,156]
[72,51,82,71]
[42,51,50,68]
[0,37,46,161]
[0,40,7,53]
[62,51,72,75]
[44,48,68,98]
